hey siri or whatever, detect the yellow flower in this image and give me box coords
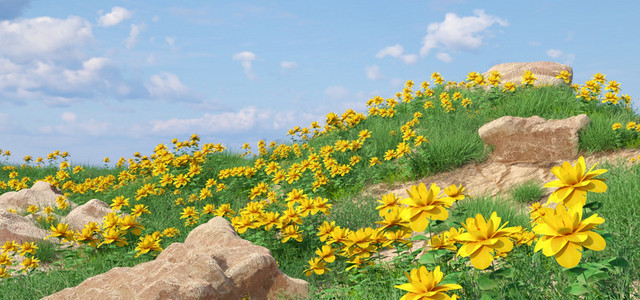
[544,156,608,208]
[455,212,519,270]
[532,203,606,268]
[394,266,462,300]
[304,257,330,276]
[281,225,303,243]
[400,183,456,232]
[315,245,336,263]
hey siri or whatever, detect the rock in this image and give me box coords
[0,181,78,214]
[42,216,309,300]
[478,114,591,164]
[445,61,573,92]
[61,199,129,232]
[0,181,128,277]
[482,61,573,88]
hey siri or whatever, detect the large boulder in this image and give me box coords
[42,216,309,300]
[483,61,573,88]
[0,182,128,277]
[0,181,78,214]
[446,61,573,92]
[478,114,591,164]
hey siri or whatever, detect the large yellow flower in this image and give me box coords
[394,265,462,300]
[455,212,519,270]
[544,156,608,208]
[532,203,606,268]
[400,183,457,232]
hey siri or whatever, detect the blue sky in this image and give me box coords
[1,0,639,166]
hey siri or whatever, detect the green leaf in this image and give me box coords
[411,235,429,241]
[417,253,438,267]
[562,266,588,277]
[602,257,629,269]
[565,283,590,296]
[477,274,499,291]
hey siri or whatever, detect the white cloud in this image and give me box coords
[145,72,195,101]
[152,16,160,22]
[365,65,384,80]
[376,44,419,65]
[280,61,298,69]
[61,112,77,122]
[420,9,509,57]
[546,49,563,58]
[546,49,575,65]
[232,51,258,80]
[98,7,132,27]
[324,86,349,100]
[0,16,93,63]
[527,41,541,46]
[149,106,266,134]
[148,106,320,136]
[40,118,111,136]
[401,54,418,65]
[376,44,404,58]
[126,23,146,49]
[436,52,453,63]
[147,54,156,64]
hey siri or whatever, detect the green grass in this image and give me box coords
[1,79,640,299]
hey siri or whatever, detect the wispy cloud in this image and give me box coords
[233,51,258,80]
[420,9,509,57]
[375,45,418,65]
[125,23,146,49]
[546,49,575,65]
[145,72,200,102]
[365,65,384,80]
[97,7,132,27]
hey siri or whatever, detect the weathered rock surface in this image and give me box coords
[478,114,591,164]
[445,61,573,92]
[0,181,78,214]
[372,147,640,263]
[42,216,309,300]
[0,181,128,277]
[483,61,573,88]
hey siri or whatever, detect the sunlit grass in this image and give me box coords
[0,70,639,299]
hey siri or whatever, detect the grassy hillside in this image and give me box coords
[1,71,639,299]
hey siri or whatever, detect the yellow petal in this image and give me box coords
[581,231,606,251]
[555,242,583,268]
[469,246,494,270]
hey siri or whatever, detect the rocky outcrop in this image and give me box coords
[478,114,591,164]
[42,216,309,300]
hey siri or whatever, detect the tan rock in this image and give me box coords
[445,61,573,92]
[43,216,309,300]
[478,114,591,164]
[0,181,77,214]
[483,61,573,88]
[61,199,129,232]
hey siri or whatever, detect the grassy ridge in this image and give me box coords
[0,72,639,299]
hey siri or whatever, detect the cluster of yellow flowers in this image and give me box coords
[0,69,634,298]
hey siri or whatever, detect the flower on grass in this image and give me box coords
[400,183,457,232]
[455,212,519,270]
[304,257,330,276]
[394,265,462,300]
[532,203,606,268]
[135,234,163,258]
[315,245,336,263]
[544,156,608,208]
[281,225,303,243]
